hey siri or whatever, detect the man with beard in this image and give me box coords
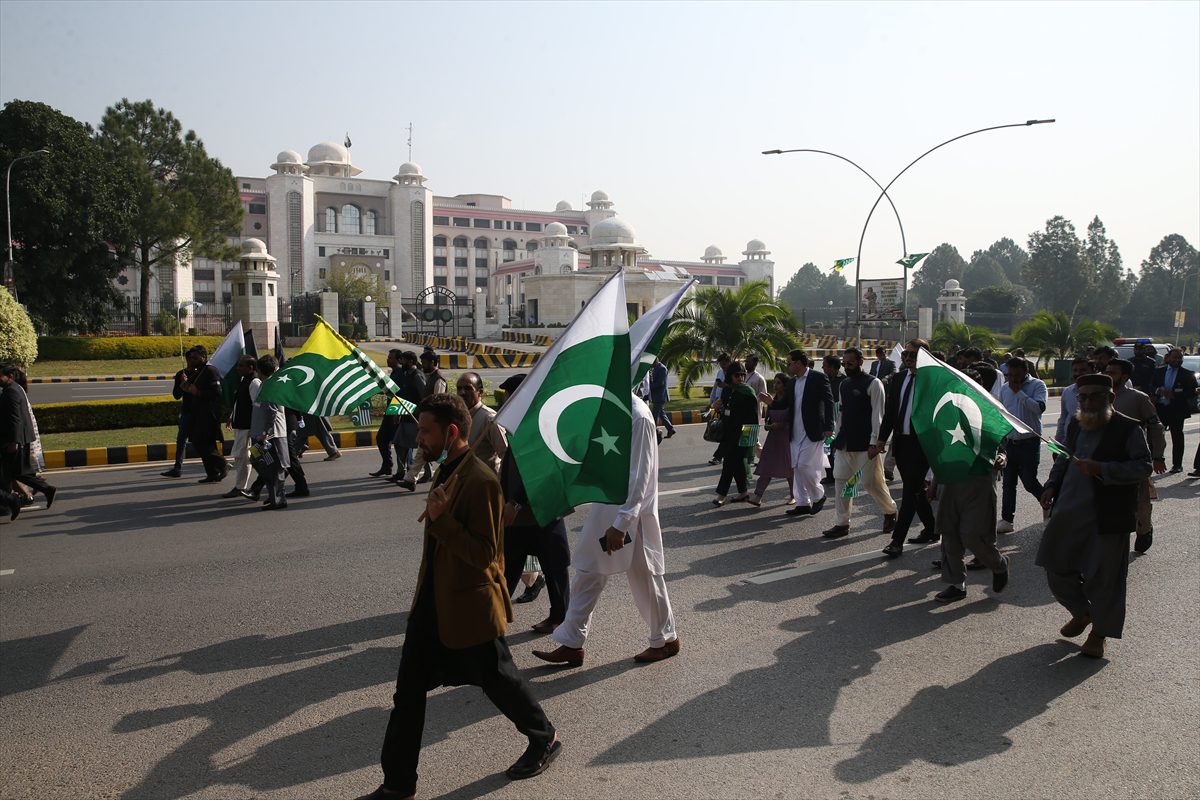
[358,393,559,800]
[1106,359,1167,553]
[1037,373,1151,659]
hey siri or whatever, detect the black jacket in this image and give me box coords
[0,383,34,446]
[782,368,834,443]
[1150,364,1197,422]
[879,368,918,444]
[869,359,895,380]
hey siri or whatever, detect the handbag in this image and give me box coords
[249,438,276,475]
[702,414,724,443]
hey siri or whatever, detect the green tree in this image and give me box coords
[962,250,1008,293]
[1011,310,1118,368]
[777,261,855,321]
[98,99,242,334]
[1024,216,1089,316]
[969,283,1030,314]
[1124,234,1199,328]
[909,243,966,308]
[0,100,133,333]
[658,281,799,396]
[986,237,1029,285]
[0,287,37,366]
[929,320,998,354]
[325,265,379,303]
[1079,216,1128,322]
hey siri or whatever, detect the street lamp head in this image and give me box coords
[1025,119,1056,125]
[364,295,373,303]
[761,149,783,155]
[389,284,397,292]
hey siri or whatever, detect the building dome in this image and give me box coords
[396,161,423,176]
[239,238,277,264]
[944,278,961,291]
[555,200,572,211]
[276,149,302,164]
[590,215,636,245]
[307,141,350,165]
[703,244,723,259]
[590,189,610,203]
[545,221,569,237]
[744,239,767,254]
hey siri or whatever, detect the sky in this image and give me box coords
[2,0,1198,295]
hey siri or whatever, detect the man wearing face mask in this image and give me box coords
[359,393,559,800]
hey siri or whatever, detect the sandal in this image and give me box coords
[731,493,751,503]
[747,495,763,507]
[712,496,726,507]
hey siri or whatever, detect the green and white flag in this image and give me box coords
[258,316,406,416]
[912,349,1068,484]
[211,321,245,408]
[628,278,696,388]
[896,252,930,270]
[494,270,632,526]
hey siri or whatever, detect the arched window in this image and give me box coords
[474,237,489,250]
[341,204,361,234]
[453,235,469,248]
[325,207,337,233]
[364,210,378,236]
[433,235,447,247]
[526,240,538,252]
[503,238,518,250]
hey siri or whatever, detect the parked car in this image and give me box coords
[1112,338,1172,364]
[1182,354,1200,412]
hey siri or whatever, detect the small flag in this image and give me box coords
[275,327,287,367]
[385,395,417,417]
[896,252,930,270]
[344,132,352,149]
[628,278,696,388]
[832,257,855,272]
[842,469,862,498]
[350,401,373,427]
[244,329,259,360]
[211,321,245,407]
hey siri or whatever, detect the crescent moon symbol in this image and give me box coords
[280,365,316,387]
[933,392,984,457]
[538,384,630,465]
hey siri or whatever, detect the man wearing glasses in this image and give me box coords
[1036,373,1151,659]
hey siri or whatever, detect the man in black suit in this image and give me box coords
[876,339,937,557]
[0,364,56,509]
[181,346,227,483]
[782,349,834,516]
[1151,347,1198,473]
[869,346,896,380]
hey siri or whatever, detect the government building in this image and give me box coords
[117,141,774,327]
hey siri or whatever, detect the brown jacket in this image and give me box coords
[413,452,513,649]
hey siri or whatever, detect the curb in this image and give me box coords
[31,375,175,384]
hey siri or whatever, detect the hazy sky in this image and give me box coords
[2,0,1197,294]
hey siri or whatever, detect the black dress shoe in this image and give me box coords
[43,486,57,509]
[369,469,389,477]
[966,557,987,570]
[786,505,812,516]
[993,568,1009,593]
[1134,530,1153,554]
[1168,465,1183,474]
[160,469,182,478]
[809,497,826,515]
[506,737,561,780]
[516,575,545,603]
[353,786,412,800]
[286,489,311,498]
[221,488,244,499]
[935,585,967,603]
[882,542,903,558]
[908,531,939,544]
[197,476,221,484]
[931,559,942,570]
[397,479,416,492]
[261,502,287,511]
[1188,469,1200,478]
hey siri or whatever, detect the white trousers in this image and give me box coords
[231,429,253,491]
[790,437,827,507]
[551,550,677,650]
[833,448,897,526]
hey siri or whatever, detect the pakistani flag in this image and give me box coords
[494,270,632,526]
[629,278,696,387]
[212,321,246,408]
[832,257,855,272]
[896,252,930,270]
[911,349,1067,484]
[258,315,405,416]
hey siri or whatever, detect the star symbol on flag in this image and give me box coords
[591,427,620,455]
[277,373,291,383]
[947,423,968,446]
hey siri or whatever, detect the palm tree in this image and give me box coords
[658,281,799,396]
[1011,310,1119,368]
[929,320,999,354]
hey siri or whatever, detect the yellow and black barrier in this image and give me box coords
[31,375,175,384]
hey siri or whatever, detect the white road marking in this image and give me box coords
[0,569,14,576]
[659,484,708,497]
[743,542,938,584]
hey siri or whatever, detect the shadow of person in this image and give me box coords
[590,576,998,766]
[0,624,89,696]
[833,641,1104,783]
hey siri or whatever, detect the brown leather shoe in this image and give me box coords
[634,638,680,663]
[530,619,559,635]
[532,645,584,667]
[1080,632,1106,658]
[822,524,850,539]
[882,513,897,532]
[1060,614,1092,638]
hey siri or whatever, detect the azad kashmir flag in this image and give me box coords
[258,315,412,417]
[628,278,696,387]
[494,270,632,526]
[212,321,246,407]
[911,349,1068,483]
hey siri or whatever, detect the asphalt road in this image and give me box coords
[1,411,1198,800]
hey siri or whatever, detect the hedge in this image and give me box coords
[34,396,182,433]
[37,335,226,361]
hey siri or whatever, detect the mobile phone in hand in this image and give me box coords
[599,532,633,553]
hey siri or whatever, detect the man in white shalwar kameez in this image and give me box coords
[786,350,833,515]
[532,394,679,666]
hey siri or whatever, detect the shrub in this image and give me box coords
[0,287,38,366]
[33,396,182,433]
[36,335,225,360]
[153,310,180,335]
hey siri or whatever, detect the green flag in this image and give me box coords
[832,257,855,272]
[628,278,695,388]
[493,271,632,526]
[211,321,245,408]
[912,349,1067,484]
[896,252,930,270]
[258,316,404,416]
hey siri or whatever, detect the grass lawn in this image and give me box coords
[40,417,376,452]
[28,350,305,378]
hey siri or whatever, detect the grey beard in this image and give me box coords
[1075,405,1112,431]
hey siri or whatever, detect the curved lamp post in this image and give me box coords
[177,299,203,361]
[4,148,50,301]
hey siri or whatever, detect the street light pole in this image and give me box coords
[4,148,50,302]
[1176,270,1193,347]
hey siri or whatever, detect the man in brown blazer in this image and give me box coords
[359,393,559,800]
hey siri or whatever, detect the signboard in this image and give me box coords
[857,277,906,322]
[1175,310,1187,329]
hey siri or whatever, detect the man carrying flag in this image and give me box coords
[182,344,228,483]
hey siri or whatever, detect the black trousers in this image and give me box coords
[716,444,750,496]
[504,520,571,624]
[1164,414,1186,469]
[380,605,553,796]
[890,434,935,544]
[376,417,400,473]
[189,417,227,479]
[0,448,53,495]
